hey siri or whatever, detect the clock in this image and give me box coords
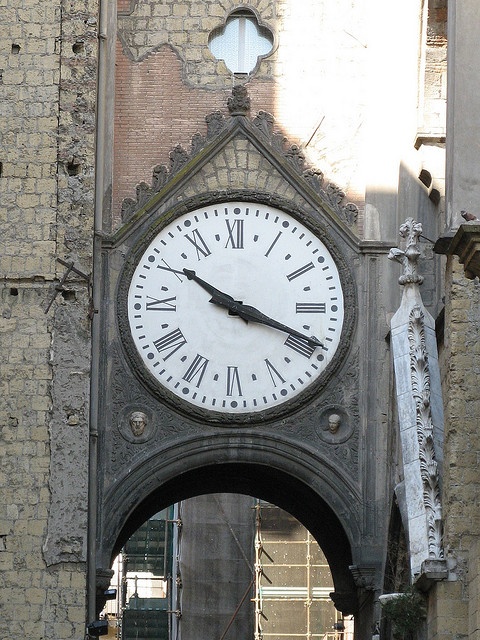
[125,201,345,419]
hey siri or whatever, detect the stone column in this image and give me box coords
[446,0,480,228]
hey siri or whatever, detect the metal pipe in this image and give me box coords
[87,0,109,625]
[218,577,255,640]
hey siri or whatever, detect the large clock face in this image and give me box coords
[126,202,345,417]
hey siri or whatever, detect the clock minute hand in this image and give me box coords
[183,269,324,349]
[234,302,324,349]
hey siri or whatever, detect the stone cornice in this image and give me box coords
[434,223,480,279]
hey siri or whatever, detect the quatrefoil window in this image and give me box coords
[208,9,274,75]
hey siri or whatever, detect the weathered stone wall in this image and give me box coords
[0,0,459,637]
[440,258,480,639]
[0,0,97,637]
[420,0,447,135]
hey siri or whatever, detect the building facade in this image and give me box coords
[1,0,480,639]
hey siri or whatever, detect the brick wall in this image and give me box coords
[442,259,480,548]
[112,41,276,218]
[112,0,369,224]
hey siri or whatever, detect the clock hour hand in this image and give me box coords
[183,268,238,309]
[183,269,323,349]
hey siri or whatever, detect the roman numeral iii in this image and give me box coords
[295,302,326,313]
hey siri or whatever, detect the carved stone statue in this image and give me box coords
[129,411,148,437]
[328,413,341,434]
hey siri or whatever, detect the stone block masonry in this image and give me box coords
[0,0,98,637]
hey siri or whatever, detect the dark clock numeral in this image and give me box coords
[226,366,242,396]
[146,295,177,312]
[157,259,185,280]
[184,229,211,260]
[225,219,244,249]
[182,354,209,387]
[265,359,286,387]
[295,302,326,313]
[153,328,187,360]
[264,231,282,257]
[286,262,315,281]
[284,334,316,358]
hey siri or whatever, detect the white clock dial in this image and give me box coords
[127,202,344,415]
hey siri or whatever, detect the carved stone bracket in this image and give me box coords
[349,564,378,591]
[434,222,480,279]
[388,217,424,285]
[407,305,443,559]
[95,567,115,617]
[120,87,359,228]
[390,219,445,577]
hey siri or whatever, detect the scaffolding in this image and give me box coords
[253,500,352,640]
[103,498,353,640]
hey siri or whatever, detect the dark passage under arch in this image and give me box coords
[108,462,358,616]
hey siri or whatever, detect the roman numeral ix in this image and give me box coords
[146,295,177,311]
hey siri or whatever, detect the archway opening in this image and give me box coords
[102,494,354,640]
[99,459,360,636]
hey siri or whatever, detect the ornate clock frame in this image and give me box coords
[95,90,390,626]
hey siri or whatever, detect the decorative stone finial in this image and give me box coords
[227,84,251,116]
[388,217,424,285]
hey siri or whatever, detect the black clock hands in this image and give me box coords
[183,269,324,349]
[230,301,325,348]
[183,268,237,306]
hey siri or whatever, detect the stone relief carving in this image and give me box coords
[408,305,443,558]
[120,87,359,228]
[388,217,424,285]
[289,351,360,477]
[389,218,445,566]
[117,404,154,445]
[227,84,250,116]
[108,347,196,475]
[129,410,148,437]
[316,406,354,445]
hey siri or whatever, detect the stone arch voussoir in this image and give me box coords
[99,433,361,614]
